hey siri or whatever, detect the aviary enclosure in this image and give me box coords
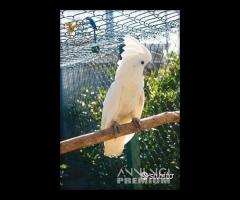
[60,10,180,190]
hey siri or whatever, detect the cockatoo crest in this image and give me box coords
[115,36,152,81]
[117,36,152,66]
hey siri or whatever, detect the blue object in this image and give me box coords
[86,17,97,43]
[86,17,97,30]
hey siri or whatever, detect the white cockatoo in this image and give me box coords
[101,35,154,157]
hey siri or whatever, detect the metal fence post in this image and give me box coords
[127,135,143,190]
[105,10,114,38]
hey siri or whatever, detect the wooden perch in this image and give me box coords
[60,111,180,155]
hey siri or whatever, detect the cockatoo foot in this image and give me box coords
[132,117,142,130]
[112,121,120,137]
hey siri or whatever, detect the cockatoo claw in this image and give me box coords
[112,121,120,137]
[132,117,142,130]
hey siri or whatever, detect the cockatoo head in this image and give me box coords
[118,35,154,77]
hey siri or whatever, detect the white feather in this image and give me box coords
[101,36,152,157]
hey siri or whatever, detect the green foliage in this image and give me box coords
[61,52,180,190]
[60,164,68,186]
[139,51,180,189]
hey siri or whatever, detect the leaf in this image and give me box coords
[60,164,68,169]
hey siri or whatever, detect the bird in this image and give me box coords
[101,35,154,157]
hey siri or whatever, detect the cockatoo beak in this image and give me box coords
[143,62,155,76]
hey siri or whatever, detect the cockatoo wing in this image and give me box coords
[102,84,145,157]
[101,81,122,130]
[123,89,145,144]
[101,81,126,157]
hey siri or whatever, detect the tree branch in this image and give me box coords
[60,111,180,155]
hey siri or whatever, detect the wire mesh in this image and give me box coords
[60,10,179,66]
[60,10,180,190]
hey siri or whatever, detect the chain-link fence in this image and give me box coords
[60,10,180,190]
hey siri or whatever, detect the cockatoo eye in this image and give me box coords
[141,61,144,65]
